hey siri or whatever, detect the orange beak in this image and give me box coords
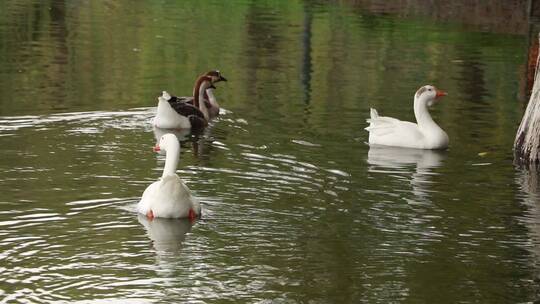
[153,144,160,152]
[436,90,448,98]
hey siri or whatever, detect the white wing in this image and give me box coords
[365,108,424,148]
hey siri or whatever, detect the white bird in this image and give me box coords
[137,133,201,220]
[365,85,449,149]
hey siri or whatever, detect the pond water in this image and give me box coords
[1,0,539,303]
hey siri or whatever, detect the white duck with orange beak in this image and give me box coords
[365,85,449,150]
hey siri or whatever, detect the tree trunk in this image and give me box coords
[515,33,540,164]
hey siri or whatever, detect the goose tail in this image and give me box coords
[365,108,379,130]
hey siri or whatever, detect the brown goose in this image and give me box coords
[185,70,227,119]
[153,75,211,130]
[153,71,227,131]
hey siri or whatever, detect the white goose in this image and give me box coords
[137,133,201,220]
[365,85,449,150]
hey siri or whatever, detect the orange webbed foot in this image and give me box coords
[188,208,197,222]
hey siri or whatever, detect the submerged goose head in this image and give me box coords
[161,91,171,100]
[415,85,447,107]
[158,91,171,104]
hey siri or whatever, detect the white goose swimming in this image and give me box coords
[365,85,449,150]
[137,133,201,220]
[153,71,227,130]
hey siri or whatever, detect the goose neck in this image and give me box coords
[414,97,437,130]
[206,88,218,108]
[193,76,210,120]
[162,141,180,178]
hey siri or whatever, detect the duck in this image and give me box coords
[137,133,201,220]
[365,85,449,150]
[153,70,226,130]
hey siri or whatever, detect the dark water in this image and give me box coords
[0,1,539,303]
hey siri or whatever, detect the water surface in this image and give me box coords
[0,1,538,303]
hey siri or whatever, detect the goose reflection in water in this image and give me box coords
[137,214,194,274]
[367,146,447,199]
[137,214,193,253]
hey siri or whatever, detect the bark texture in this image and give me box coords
[515,33,540,164]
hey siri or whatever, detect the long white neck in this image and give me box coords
[206,88,219,109]
[162,140,180,178]
[414,97,439,131]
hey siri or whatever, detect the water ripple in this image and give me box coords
[0,108,154,135]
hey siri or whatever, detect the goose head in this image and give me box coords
[415,85,447,107]
[205,70,227,83]
[153,133,179,155]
